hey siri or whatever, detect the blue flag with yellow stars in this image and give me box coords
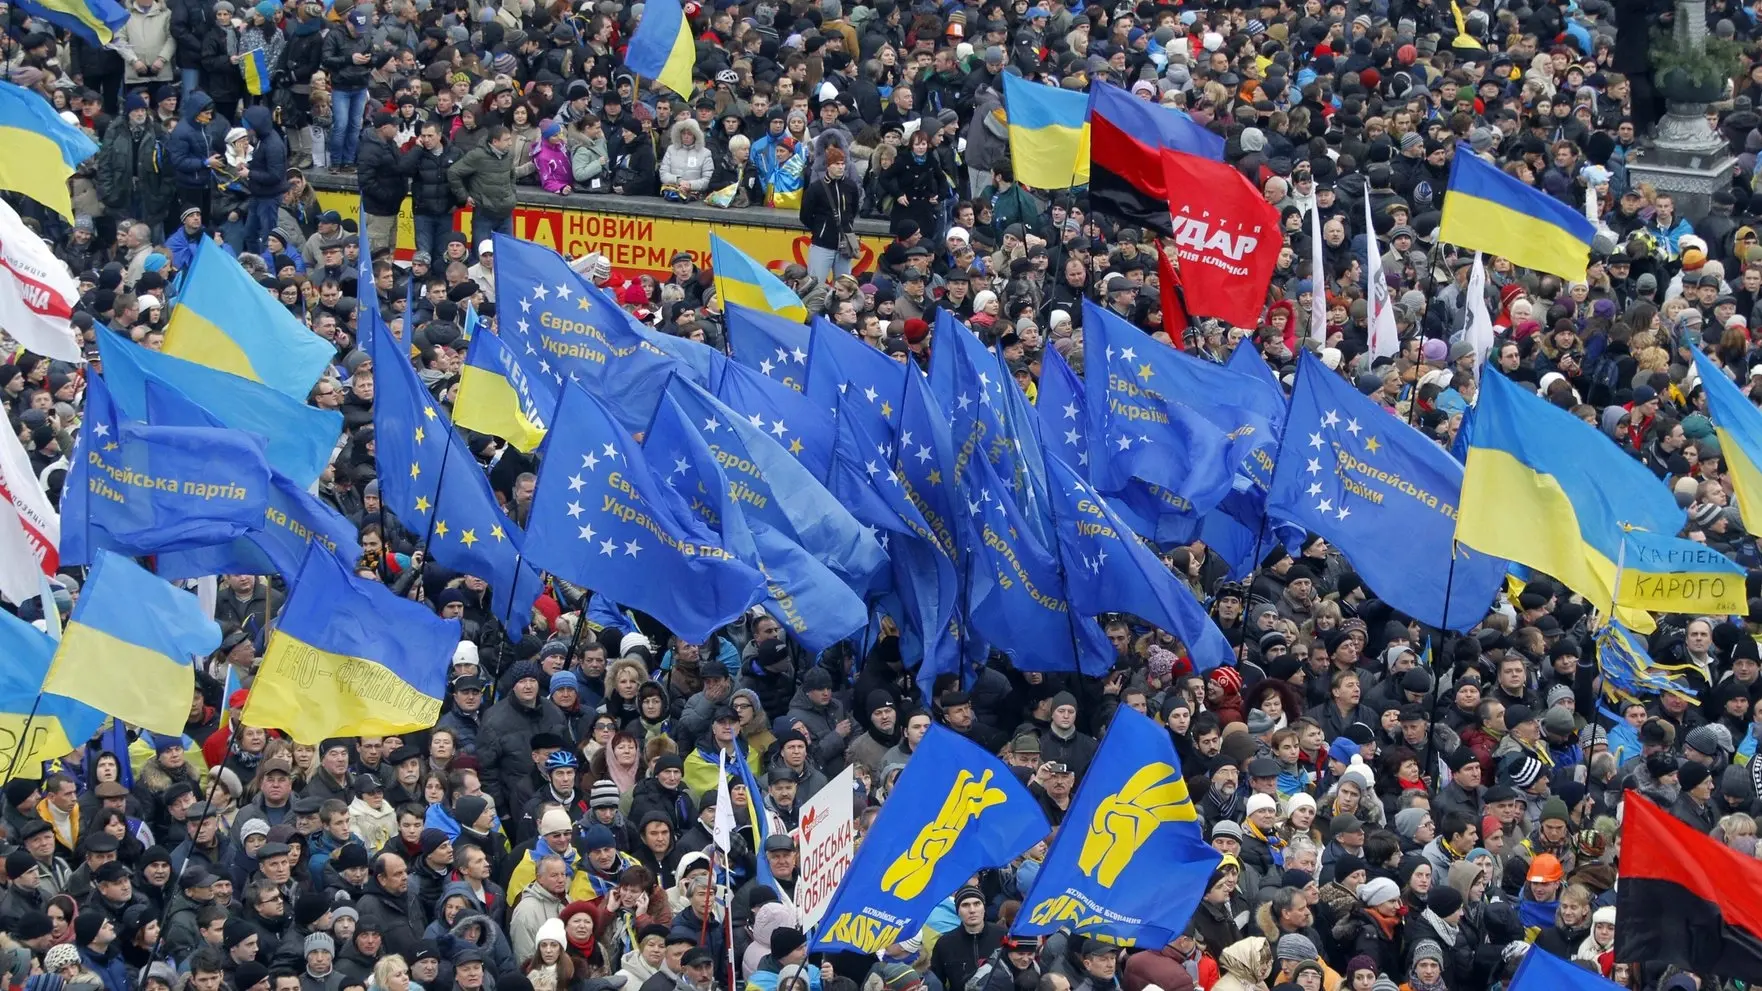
[1014,706,1222,946]
[929,311,1047,530]
[644,391,867,653]
[523,379,766,644]
[1266,351,1506,631]
[807,315,906,438]
[896,363,965,569]
[1046,455,1236,671]
[811,726,1050,954]
[724,302,811,393]
[665,376,887,598]
[491,234,682,432]
[713,358,834,481]
[61,372,271,565]
[366,304,545,628]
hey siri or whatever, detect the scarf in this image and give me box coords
[1203,785,1244,824]
[1246,819,1286,867]
[1407,968,1447,991]
[1420,908,1460,947]
[607,752,639,795]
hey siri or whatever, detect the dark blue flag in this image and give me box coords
[806,316,906,439]
[713,358,833,481]
[724,302,811,392]
[1037,345,1090,481]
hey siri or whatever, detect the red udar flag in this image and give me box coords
[1156,245,1191,337]
[1160,149,1281,330]
[1616,790,1762,980]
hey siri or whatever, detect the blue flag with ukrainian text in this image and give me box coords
[1014,707,1222,946]
[811,726,1049,954]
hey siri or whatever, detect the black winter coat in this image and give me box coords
[357,130,410,216]
[244,106,288,198]
[320,25,372,90]
[799,172,860,249]
[169,0,208,69]
[403,144,455,216]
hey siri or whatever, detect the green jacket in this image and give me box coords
[980,182,1044,236]
[447,143,517,216]
[95,116,175,217]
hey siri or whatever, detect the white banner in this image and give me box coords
[0,198,82,363]
[792,765,856,929]
[0,418,58,604]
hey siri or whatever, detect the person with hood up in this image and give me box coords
[166,92,225,221]
[242,104,285,254]
[1211,936,1271,991]
[659,119,713,201]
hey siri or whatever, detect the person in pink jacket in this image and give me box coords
[534,120,573,195]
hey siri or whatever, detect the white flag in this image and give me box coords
[1307,200,1328,347]
[713,751,736,853]
[0,418,58,605]
[1463,252,1497,372]
[0,199,82,363]
[1364,193,1399,360]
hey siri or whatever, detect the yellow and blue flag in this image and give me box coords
[710,234,808,322]
[1457,371,1691,633]
[44,549,220,736]
[14,0,127,44]
[60,371,272,565]
[0,608,104,780]
[453,329,556,453]
[1267,351,1507,631]
[1690,349,1762,537]
[244,544,461,743]
[1000,73,1090,189]
[241,48,270,96]
[366,303,545,628]
[1439,146,1596,282]
[1615,527,1745,615]
[162,238,337,401]
[811,726,1049,954]
[524,379,765,643]
[724,302,810,392]
[623,0,695,98]
[1595,621,1701,704]
[1015,706,1222,946]
[0,81,97,220]
[95,331,342,487]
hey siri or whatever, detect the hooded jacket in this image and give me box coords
[166,92,223,190]
[659,119,713,194]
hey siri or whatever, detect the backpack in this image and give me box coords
[1583,351,1622,406]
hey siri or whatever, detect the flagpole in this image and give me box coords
[1420,551,1458,789]
[0,694,44,785]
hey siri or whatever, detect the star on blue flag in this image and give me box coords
[1037,345,1090,480]
[714,358,833,480]
[806,316,906,439]
[725,302,811,392]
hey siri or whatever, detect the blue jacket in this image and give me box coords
[166,92,226,190]
[244,106,289,199]
[77,945,130,991]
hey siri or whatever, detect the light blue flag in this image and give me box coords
[0,607,105,776]
[1037,345,1090,481]
[523,380,765,644]
[644,391,867,653]
[724,302,811,392]
[1265,351,1507,631]
[806,315,906,438]
[61,373,272,565]
[812,726,1050,954]
[1506,931,1628,991]
[929,312,1039,517]
[1014,707,1222,946]
[1046,456,1236,671]
[664,376,887,597]
[713,359,833,481]
[95,332,341,488]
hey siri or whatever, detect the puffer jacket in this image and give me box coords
[166,92,221,190]
[403,142,455,216]
[448,142,517,216]
[244,105,288,198]
[121,0,177,83]
[658,119,713,194]
[320,21,372,90]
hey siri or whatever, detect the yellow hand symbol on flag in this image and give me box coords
[1077,763,1196,888]
[880,770,1006,900]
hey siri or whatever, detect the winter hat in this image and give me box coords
[1410,940,1444,966]
[1506,755,1544,788]
[419,828,451,856]
[44,944,80,972]
[549,671,581,696]
[1356,877,1400,907]
[1679,760,1713,792]
[304,933,335,956]
[580,823,617,850]
[1426,885,1463,918]
[535,917,566,948]
[73,912,106,947]
[294,892,331,927]
[1275,933,1317,962]
[591,780,622,809]
[770,927,807,959]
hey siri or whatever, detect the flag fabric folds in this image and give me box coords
[1266,351,1506,631]
[1036,344,1090,480]
[1617,790,1762,981]
[622,0,695,97]
[45,549,220,736]
[1595,621,1700,706]
[0,608,104,779]
[1160,151,1284,329]
[999,73,1089,189]
[162,238,335,400]
[1439,146,1596,282]
[1690,349,1762,537]
[0,415,59,604]
[710,234,809,322]
[812,726,1049,954]
[1363,190,1399,359]
[13,0,127,44]
[1457,371,1696,633]
[806,314,906,439]
[61,372,272,564]
[1505,935,1625,991]
[724,302,812,392]
[454,329,555,452]
[1015,707,1222,946]
[523,380,765,644]
[241,48,270,95]
[0,198,82,362]
[1615,527,1745,615]
[1086,82,1223,232]
[712,358,833,480]
[0,81,97,219]
[245,544,461,743]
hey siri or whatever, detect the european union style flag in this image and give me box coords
[524,380,765,644]
[812,726,1049,954]
[1506,930,1628,991]
[62,372,271,565]
[645,391,867,653]
[492,234,681,432]
[930,312,1046,529]
[725,302,811,393]
[993,338,1054,544]
[1266,352,1506,630]
[1047,456,1235,671]
[806,316,906,438]
[714,358,833,481]
[665,376,886,597]
[366,304,543,627]
[145,382,360,580]
[1038,345,1090,480]
[897,363,965,565]
[1015,707,1221,946]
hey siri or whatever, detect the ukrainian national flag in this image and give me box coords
[1000,73,1089,190]
[244,544,460,743]
[623,0,695,98]
[1439,147,1596,282]
[1456,371,1689,633]
[1691,349,1762,537]
[241,48,270,96]
[14,0,126,44]
[162,238,337,401]
[43,550,220,736]
[0,81,97,220]
[454,330,555,452]
[710,234,808,322]
[0,608,104,780]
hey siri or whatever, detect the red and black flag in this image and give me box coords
[1086,81,1226,234]
[1616,790,1762,980]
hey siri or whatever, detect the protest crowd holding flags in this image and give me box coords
[17,8,1762,991]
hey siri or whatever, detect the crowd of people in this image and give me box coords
[3,3,1762,991]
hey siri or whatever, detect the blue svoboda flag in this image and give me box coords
[811,726,1049,954]
[1015,707,1222,946]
